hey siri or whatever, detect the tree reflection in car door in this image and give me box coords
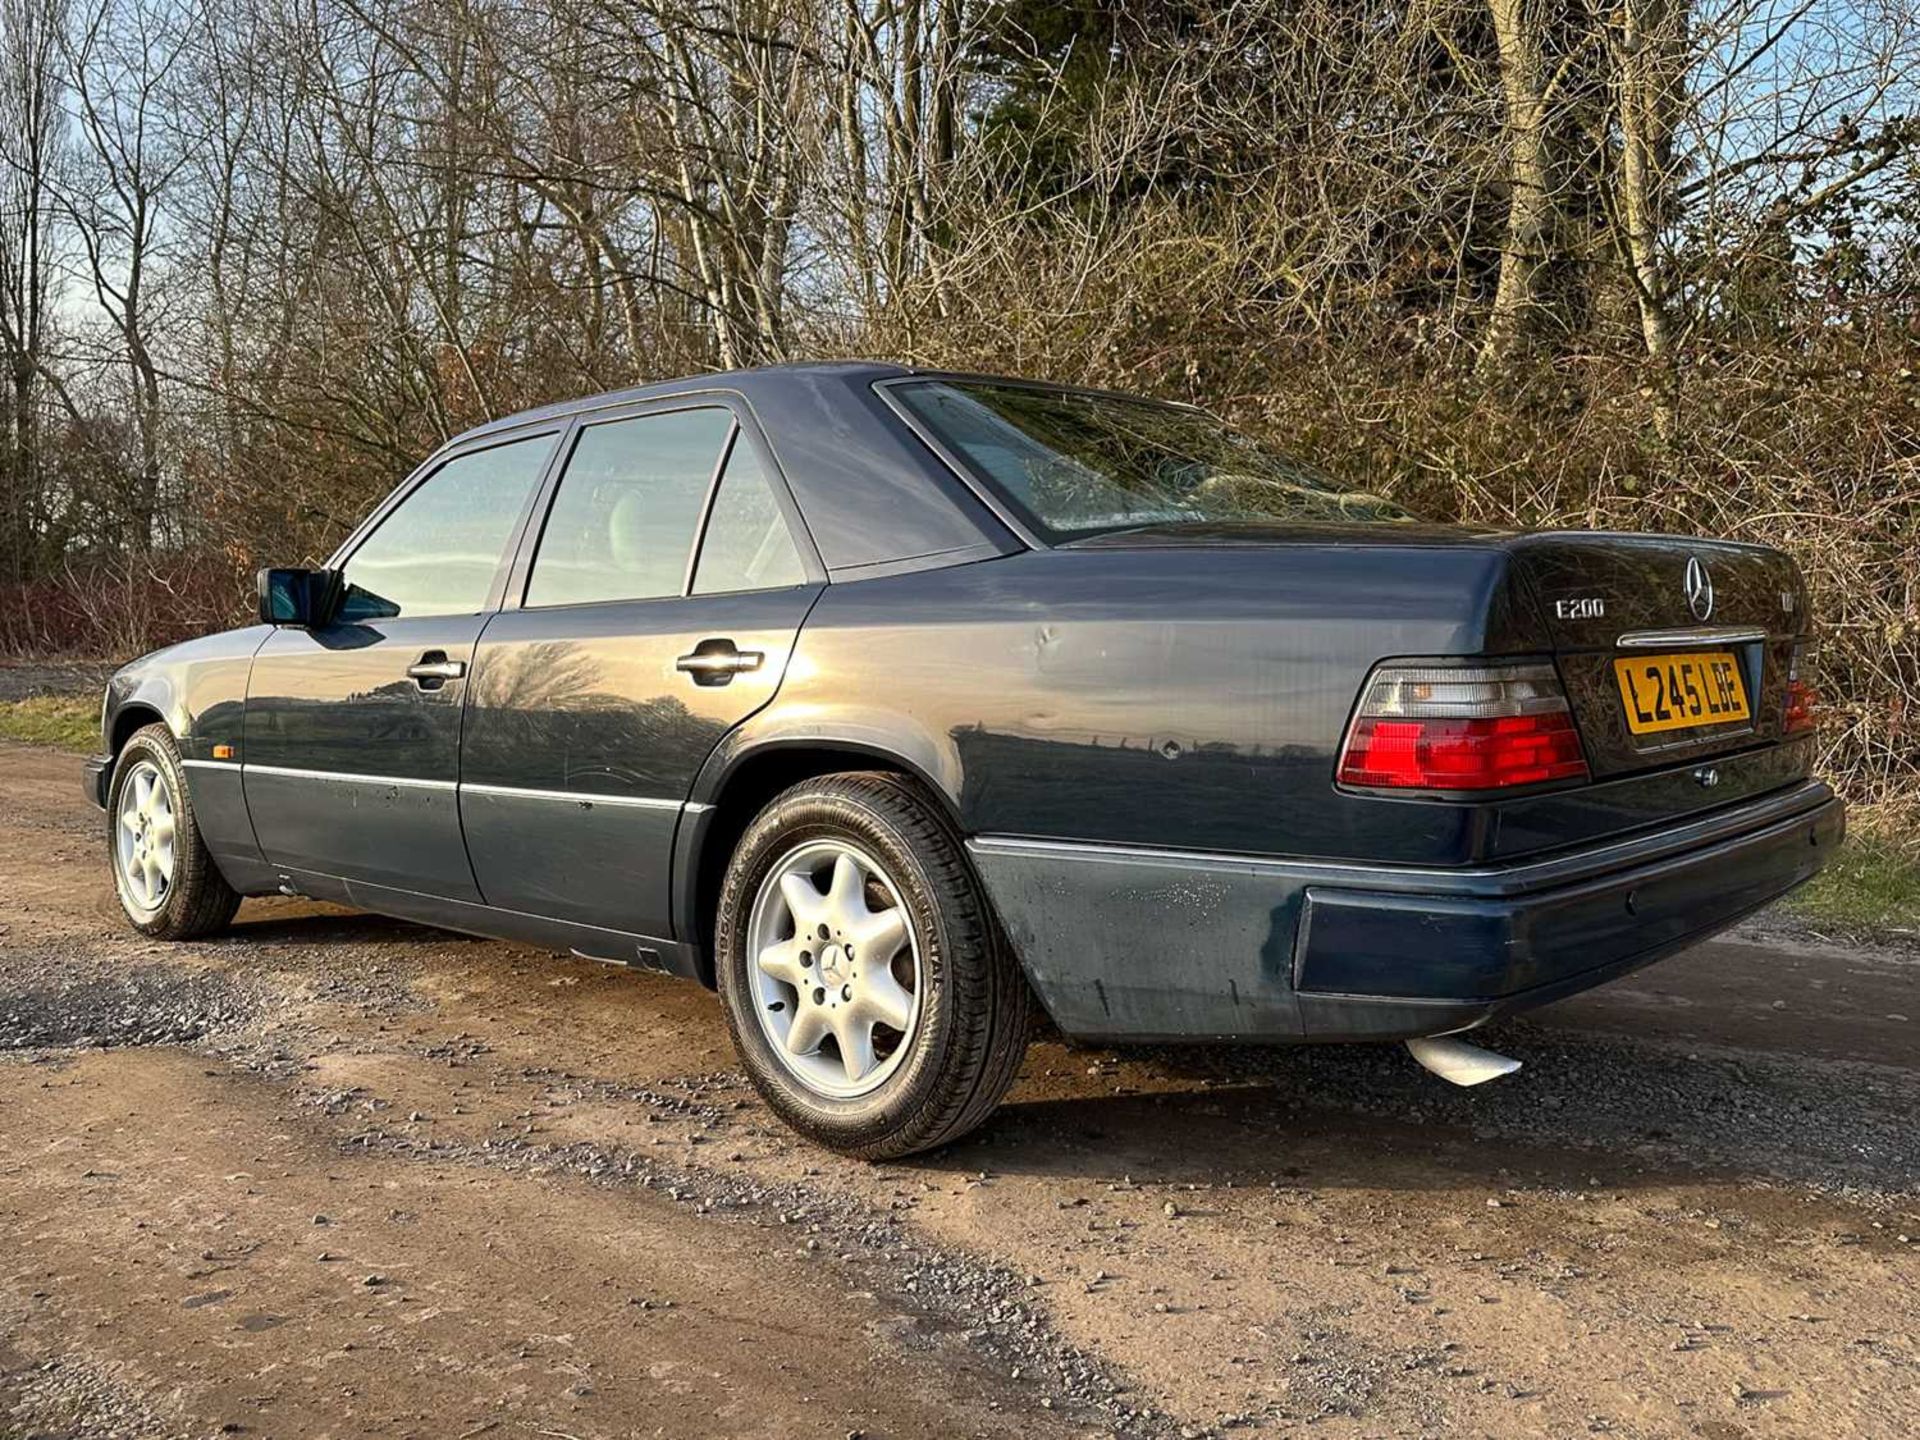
[465,638,726,794]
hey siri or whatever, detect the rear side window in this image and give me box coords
[526,408,733,607]
[892,381,1411,541]
[691,440,808,594]
[338,434,553,622]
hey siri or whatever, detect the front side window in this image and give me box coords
[892,381,1412,541]
[691,440,808,594]
[527,408,733,607]
[338,434,554,622]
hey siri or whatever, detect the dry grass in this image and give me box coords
[0,695,98,752]
[1784,832,1920,939]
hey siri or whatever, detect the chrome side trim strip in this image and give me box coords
[244,763,457,792]
[460,781,688,812]
[228,764,712,813]
[1615,626,1769,649]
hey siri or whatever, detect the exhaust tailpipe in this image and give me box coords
[1405,1035,1522,1087]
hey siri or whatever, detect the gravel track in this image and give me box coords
[0,960,256,1050]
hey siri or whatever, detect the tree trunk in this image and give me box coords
[1478,0,1556,373]
[1611,0,1684,441]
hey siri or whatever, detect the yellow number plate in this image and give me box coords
[1613,651,1750,736]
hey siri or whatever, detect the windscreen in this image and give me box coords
[892,380,1411,541]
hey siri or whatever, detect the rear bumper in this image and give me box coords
[84,753,112,810]
[969,780,1843,1043]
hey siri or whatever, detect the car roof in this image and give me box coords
[448,360,1207,449]
[452,360,921,444]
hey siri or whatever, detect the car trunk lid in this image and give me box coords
[1497,532,1810,778]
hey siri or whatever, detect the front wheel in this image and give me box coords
[106,724,240,940]
[714,772,1032,1158]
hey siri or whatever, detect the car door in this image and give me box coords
[458,398,825,945]
[243,429,560,898]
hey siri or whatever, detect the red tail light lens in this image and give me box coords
[1337,663,1589,791]
[1783,644,1818,736]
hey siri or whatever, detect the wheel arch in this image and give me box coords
[676,736,966,988]
[108,701,173,759]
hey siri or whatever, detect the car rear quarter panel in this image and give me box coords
[706,544,1537,863]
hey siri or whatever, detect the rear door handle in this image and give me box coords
[407,652,467,688]
[677,640,763,686]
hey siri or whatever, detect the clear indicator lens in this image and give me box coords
[1361,664,1571,720]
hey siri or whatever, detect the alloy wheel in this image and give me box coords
[746,839,923,1098]
[116,759,177,913]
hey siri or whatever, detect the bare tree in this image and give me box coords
[0,0,64,578]
[55,0,194,552]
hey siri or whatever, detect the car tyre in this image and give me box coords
[715,771,1033,1158]
[107,723,241,940]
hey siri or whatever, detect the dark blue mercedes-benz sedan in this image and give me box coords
[88,362,1842,1155]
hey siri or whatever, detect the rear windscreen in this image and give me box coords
[892,380,1411,541]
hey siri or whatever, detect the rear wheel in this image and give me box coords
[715,772,1032,1158]
[107,724,240,940]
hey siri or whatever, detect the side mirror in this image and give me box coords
[257,567,336,627]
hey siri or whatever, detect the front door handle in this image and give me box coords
[677,640,764,686]
[407,652,467,689]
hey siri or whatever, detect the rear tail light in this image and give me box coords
[1783,643,1818,736]
[1336,662,1590,791]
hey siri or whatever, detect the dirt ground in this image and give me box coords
[1,742,1913,1440]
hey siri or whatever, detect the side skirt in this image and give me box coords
[269,867,701,980]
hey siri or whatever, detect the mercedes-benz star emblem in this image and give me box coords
[1684,556,1714,621]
